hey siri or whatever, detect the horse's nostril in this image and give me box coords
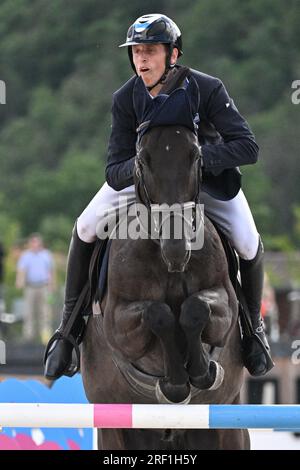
[167,264,186,273]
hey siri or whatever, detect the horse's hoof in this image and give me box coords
[190,361,224,391]
[155,380,191,404]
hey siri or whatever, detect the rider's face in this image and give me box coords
[132,43,176,88]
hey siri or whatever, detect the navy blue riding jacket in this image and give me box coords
[105,67,259,201]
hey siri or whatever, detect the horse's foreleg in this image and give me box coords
[143,301,190,404]
[200,287,234,346]
[179,287,232,390]
[179,295,215,389]
[105,299,190,402]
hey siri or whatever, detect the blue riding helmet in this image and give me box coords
[119,14,183,75]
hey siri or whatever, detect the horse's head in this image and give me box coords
[134,77,203,272]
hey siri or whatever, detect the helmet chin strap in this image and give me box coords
[146,68,169,92]
[146,44,176,92]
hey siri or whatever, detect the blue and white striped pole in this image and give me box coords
[0,404,300,429]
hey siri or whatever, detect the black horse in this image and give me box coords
[81,79,249,450]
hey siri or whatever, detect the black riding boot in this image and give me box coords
[44,223,95,380]
[239,237,274,376]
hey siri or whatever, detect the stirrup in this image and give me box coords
[242,327,275,376]
[43,330,81,378]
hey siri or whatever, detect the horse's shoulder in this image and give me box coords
[107,239,166,301]
[109,239,161,276]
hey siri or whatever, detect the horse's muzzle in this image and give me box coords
[160,238,191,272]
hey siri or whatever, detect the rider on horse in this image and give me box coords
[44,13,273,380]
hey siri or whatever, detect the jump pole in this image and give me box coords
[1,404,300,430]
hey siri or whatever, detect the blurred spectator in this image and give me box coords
[261,273,280,342]
[287,290,300,338]
[16,233,54,344]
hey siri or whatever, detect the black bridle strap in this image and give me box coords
[135,162,152,210]
[194,156,202,204]
[136,120,151,135]
[135,143,203,242]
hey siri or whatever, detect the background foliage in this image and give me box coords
[0,0,300,255]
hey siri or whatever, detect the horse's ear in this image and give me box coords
[133,77,153,124]
[186,76,200,117]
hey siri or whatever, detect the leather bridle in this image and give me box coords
[134,134,204,245]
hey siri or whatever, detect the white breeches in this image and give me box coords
[77,182,259,261]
